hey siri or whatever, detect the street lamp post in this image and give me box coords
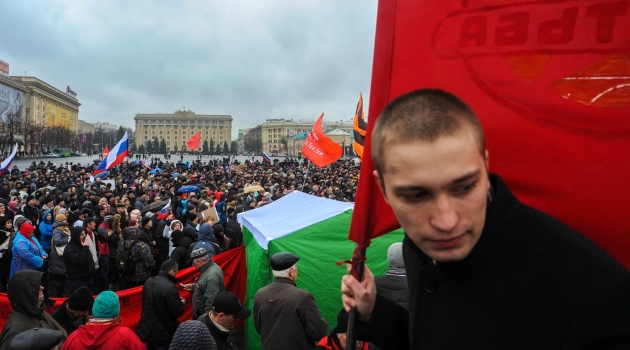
[39,107,45,157]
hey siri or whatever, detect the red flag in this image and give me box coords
[349,0,630,270]
[301,113,343,168]
[103,144,109,157]
[187,131,201,151]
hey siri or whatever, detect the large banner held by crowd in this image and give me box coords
[350,0,630,269]
[0,246,247,331]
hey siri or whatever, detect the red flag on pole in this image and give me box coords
[103,144,109,157]
[187,131,201,151]
[301,113,343,168]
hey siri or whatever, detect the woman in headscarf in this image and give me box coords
[63,226,95,294]
[10,221,46,277]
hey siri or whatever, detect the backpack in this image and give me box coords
[117,239,141,276]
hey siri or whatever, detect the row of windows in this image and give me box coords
[143,136,225,142]
[142,119,226,125]
[141,125,227,129]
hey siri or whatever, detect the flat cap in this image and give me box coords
[270,252,300,271]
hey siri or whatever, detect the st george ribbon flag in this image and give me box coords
[353,93,367,162]
[301,113,342,168]
[187,131,201,151]
[0,143,18,175]
[94,132,129,175]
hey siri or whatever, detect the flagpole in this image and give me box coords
[346,246,366,350]
[301,160,310,191]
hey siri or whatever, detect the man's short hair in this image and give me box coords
[371,89,485,174]
[272,264,296,278]
[161,259,178,273]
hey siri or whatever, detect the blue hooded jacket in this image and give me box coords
[38,209,54,252]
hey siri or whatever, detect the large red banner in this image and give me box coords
[352,0,630,268]
[0,246,247,331]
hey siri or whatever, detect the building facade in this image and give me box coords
[9,76,80,132]
[261,118,353,155]
[286,129,353,158]
[134,109,232,152]
[78,120,95,135]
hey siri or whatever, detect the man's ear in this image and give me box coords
[372,170,389,205]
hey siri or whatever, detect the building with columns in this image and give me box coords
[261,118,353,155]
[134,109,232,152]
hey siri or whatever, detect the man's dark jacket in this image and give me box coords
[358,174,630,349]
[254,277,328,350]
[198,312,232,350]
[50,299,84,335]
[135,270,185,345]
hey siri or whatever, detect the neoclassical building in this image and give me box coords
[134,109,232,152]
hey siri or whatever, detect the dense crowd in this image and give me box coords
[0,154,367,349]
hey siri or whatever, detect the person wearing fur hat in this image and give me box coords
[63,291,144,350]
[10,221,47,277]
[50,285,94,335]
[48,213,71,297]
[63,226,95,294]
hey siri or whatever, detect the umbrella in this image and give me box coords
[94,171,110,179]
[93,159,102,164]
[141,200,168,214]
[243,185,264,193]
[171,173,180,178]
[177,185,200,193]
[150,168,162,174]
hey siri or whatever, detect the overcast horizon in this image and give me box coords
[0,1,378,139]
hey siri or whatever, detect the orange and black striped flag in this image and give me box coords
[353,93,367,161]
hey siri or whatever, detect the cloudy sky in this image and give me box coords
[0,1,377,138]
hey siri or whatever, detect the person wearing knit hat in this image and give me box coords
[50,286,94,335]
[373,242,408,310]
[63,291,144,350]
[141,216,152,230]
[170,320,218,350]
[10,221,47,277]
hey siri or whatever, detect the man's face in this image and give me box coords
[146,220,153,229]
[88,221,96,230]
[374,128,490,263]
[216,312,237,330]
[117,207,126,214]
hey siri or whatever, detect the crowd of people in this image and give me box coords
[0,153,364,349]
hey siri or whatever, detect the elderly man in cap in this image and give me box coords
[50,285,94,335]
[182,247,225,319]
[198,291,251,350]
[254,252,328,350]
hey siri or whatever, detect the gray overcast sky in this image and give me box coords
[0,1,377,139]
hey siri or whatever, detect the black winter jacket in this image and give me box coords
[358,174,630,349]
[63,227,95,280]
[171,236,194,270]
[136,271,185,344]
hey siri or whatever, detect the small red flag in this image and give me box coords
[301,114,343,168]
[103,144,109,157]
[187,131,201,151]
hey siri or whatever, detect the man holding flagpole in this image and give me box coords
[341,89,630,349]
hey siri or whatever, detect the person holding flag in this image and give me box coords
[341,89,630,349]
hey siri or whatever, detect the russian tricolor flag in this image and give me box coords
[94,132,129,175]
[0,143,18,175]
[263,152,271,163]
[157,199,171,220]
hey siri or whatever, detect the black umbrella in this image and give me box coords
[93,159,102,164]
[141,200,168,214]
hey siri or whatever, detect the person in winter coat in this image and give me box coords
[182,248,225,320]
[225,207,243,248]
[0,217,14,291]
[170,320,218,350]
[117,225,155,289]
[106,214,123,291]
[63,226,95,294]
[165,219,181,257]
[373,242,408,310]
[136,259,185,348]
[0,270,67,350]
[170,230,195,269]
[38,209,54,255]
[315,309,369,350]
[63,291,144,350]
[48,215,72,297]
[10,222,46,277]
[50,286,94,335]
[213,224,231,252]
[189,219,221,259]
[7,328,64,350]
[155,214,174,263]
